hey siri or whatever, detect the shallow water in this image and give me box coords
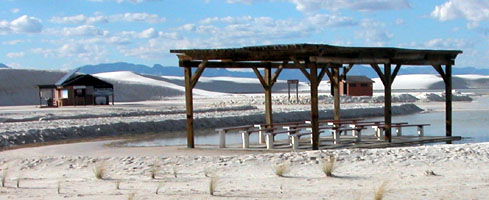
[124,95,489,147]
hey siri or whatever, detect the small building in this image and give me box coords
[38,68,114,107]
[339,76,374,96]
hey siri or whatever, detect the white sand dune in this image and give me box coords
[1,68,489,106]
[373,74,489,90]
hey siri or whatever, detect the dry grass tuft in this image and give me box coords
[204,167,214,177]
[1,169,8,187]
[374,181,388,200]
[272,161,290,177]
[127,192,136,200]
[155,182,164,194]
[321,154,337,177]
[93,161,107,180]
[172,165,178,178]
[57,180,61,194]
[16,175,21,188]
[115,179,121,190]
[150,161,159,179]
[209,175,217,196]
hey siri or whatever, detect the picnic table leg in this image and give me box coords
[417,126,424,137]
[266,134,274,149]
[376,128,383,140]
[255,125,266,144]
[291,135,299,150]
[219,130,226,148]
[352,126,358,137]
[396,127,402,136]
[332,130,340,144]
[241,131,250,149]
[355,129,362,142]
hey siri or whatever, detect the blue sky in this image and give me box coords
[1,0,488,70]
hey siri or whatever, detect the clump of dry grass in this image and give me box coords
[204,167,214,177]
[321,154,337,177]
[150,161,160,179]
[127,192,136,200]
[374,181,388,200]
[57,180,62,194]
[1,169,8,187]
[16,175,21,188]
[115,179,121,190]
[272,161,290,177]
[209,175,217,196]
[93,161,107,180]
[155,182,164,194]
[172,165,178,178]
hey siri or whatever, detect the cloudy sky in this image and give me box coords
[1,0,489,70]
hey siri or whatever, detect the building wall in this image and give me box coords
[346,82,373,96]
[339,81,373,96]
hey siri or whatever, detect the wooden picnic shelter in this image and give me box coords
[170,44,462,150]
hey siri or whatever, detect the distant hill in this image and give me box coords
[78,62,489,82]
[0,63,9,68]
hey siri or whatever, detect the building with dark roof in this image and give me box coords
[38,68,114,107]
[340,76,374,96]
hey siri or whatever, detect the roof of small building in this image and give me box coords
[343,76,374,83]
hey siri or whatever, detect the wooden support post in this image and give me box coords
[184,66,194,148]
[384,64,392,142]
[309,62,320,150]
[445,65,452,138]
[183,60,207,148]
[264,66,273,127]
[333,67,340,121]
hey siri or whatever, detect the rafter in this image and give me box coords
[432,64,447,83]
[252,67,267,88]
[390,64,401,85]
[371,64,386,86]
[190,60,207,88]
[292,57,311,82]
[270,61,285,87]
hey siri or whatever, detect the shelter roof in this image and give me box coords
[171,43,462,67]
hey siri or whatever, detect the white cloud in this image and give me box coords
[2,39,25,45]
[139,27,159,38]
[10,8,20,14]
[6,51,25,58]
[51,13,165,24]
[225,0,410,12]
[62,25,107,36]
[111,13,166,23]
[5,15,43,33]
[51,14,108,24]
[355,20,392,46]
[306,13,356,27]
[424,38,474,49]
[89,0,163,3]
[431,0,489,28]
[0,20,10,34]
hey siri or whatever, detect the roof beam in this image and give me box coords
[180,60,302,68]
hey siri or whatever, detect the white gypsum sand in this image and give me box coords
[0,141,487,199]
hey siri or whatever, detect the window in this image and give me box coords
[61,90,68,99]
[360,83,368,87]
[350,83,356,87]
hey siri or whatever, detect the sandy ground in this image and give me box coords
[0,93,487,199]
[0,140,488,200]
